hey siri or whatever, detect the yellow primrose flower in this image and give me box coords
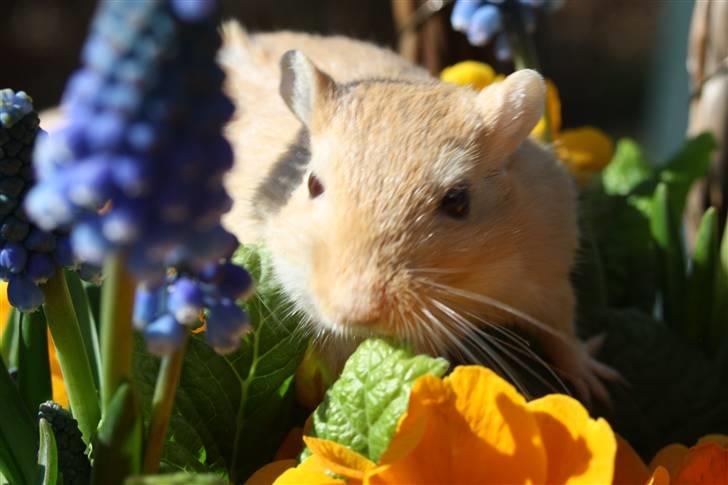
[0,281,68,407]
[440,60,499,91]
[249,366,617,484]
[645,435,728,484]
[440,61,614,185]
[295,344,337,410]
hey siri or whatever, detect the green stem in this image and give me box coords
[18,309,52,412]
[1,309,20,368]
[42,271,101,444]
[142,332,189,474]
[502,2,554,143]
[100,254,136,413]
[65,270,102,389]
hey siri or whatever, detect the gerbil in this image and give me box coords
[225,22,617,402]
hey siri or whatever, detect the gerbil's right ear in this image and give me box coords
[279,50,336,128]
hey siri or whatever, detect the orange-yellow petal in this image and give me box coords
[440,61,497,91]
[369,366,547,484]
[672,442,728,484]
[613,434,650,485]
[303,436,376,481]
[527,393,616,484]
[0,282,10,333]
[531,79,562,141]
[273,455,348,485]
[248,459,297,485]
[650,443,690,480]
[697,434,728,448]
[555,126,614,174]
[646,466,671,485]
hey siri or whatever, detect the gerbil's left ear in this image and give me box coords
[279,50,336,129]
[477,69,545,157]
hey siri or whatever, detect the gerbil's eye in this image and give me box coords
[308,172,324,198]
[439,184,470,219]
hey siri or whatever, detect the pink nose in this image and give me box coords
[328,280,387,327]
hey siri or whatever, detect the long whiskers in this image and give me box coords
[421,279,569,343]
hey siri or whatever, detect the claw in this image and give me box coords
[549,335,627,412]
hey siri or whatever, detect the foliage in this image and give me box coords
[133,245,309,482]
[306,338,449,463]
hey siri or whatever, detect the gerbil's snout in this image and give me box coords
[320,273,389,329]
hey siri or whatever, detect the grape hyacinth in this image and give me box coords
[25,0,253,353]
[134,260,253,356]
[450,0,563,60]
[0,90,92,311]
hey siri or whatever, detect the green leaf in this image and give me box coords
[133,244,309,483]
[1,309,20,369]
[65,270,102,390]
[711,213,728,342]
[601,138,654,196]
[125,473,227,485]
[585,308,728,460]
[658,133,716,219]
[17,310,52,413]
[91,382,144,485]
[0,354,37,485]
[650,183,686,329]
[308,338,449,463]
[38,418,58,485]
[578,186,656,312]
[685,208,719,344]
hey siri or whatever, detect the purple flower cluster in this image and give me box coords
[134,260,253,356]
[25,0,253,352]
[0,90,97,311]
[450,0,563,60]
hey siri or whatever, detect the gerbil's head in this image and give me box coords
[266,50,576,355]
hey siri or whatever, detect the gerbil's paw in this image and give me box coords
[554,335,626,410]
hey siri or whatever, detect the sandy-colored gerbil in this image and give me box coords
[219,21,617,403]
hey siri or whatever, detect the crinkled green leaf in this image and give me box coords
[308,338,449,463]
[579,184,656,312]
[134,245,308,483]
[584,308,728,460]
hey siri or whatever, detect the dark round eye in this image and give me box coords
[308,172,324,198]
[439,184,470,219]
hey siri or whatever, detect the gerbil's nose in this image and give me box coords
[327,278,388,327]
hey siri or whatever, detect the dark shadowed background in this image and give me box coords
[0,0,694,160]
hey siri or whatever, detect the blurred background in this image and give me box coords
[0,0,695,161]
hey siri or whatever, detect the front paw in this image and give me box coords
[552,334,626,409]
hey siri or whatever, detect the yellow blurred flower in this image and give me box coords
[0,281,68,407]
[645,435,728,485]
[440,61,614,185]
[249,366,617,484]
[440,60,504,91]
[295,344,337,410]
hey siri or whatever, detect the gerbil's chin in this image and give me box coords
[314,312,389,339]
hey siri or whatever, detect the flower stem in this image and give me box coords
[142,331,189,474]
[100,253,136,413]
[502,2,554,143]
[42,271,101,444]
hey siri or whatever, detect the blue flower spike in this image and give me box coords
[450,0,563,58]
[26,0,255,352]
[0,89,94,311]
